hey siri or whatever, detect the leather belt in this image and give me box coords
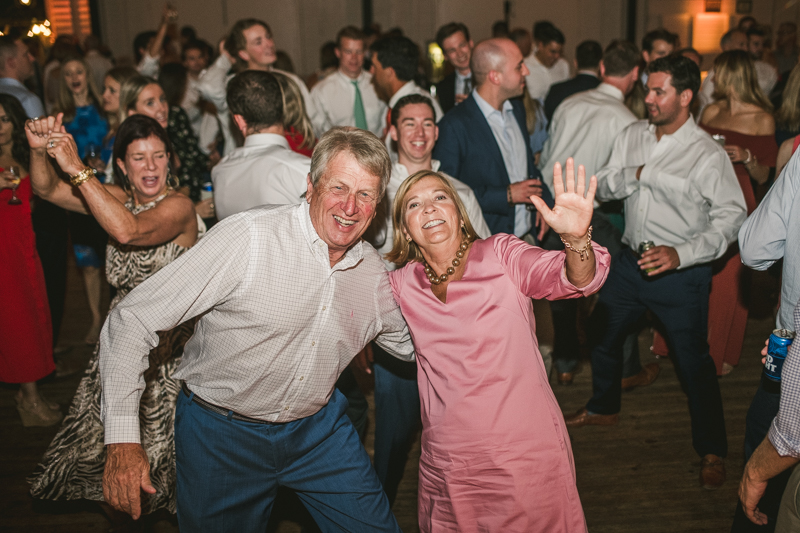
[181,381,282,425]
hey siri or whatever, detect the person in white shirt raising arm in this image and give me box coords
[564,55,747,491]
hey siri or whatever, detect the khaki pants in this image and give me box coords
[777,464,800,533]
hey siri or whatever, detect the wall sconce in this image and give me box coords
[705,0,721,12]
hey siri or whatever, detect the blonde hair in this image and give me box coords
[54,55,104,123]
[103,66,138,137]
[310,126,390,198]
[118,75,159,127]
[272,72,316,150]
[712,50,773,111]
[385,170,478,267]
[777,63,800,132]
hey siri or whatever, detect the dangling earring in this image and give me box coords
[167,172,179,190]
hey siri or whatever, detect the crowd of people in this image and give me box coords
[3,7,800,532]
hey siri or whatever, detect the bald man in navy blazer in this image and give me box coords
[434,38,553,239]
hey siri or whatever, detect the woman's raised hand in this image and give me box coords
[25,114,62,152]
[529,158,596,240]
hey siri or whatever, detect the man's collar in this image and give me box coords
[473,89,512,116]
[647,114,696,145]
[0,77,25,88]
[577,70,599,78]
[597,82,625,101]
[389,80,417,107]
[337,68,367,83]
[393,159,439,180]
[297,200,364,270]
[455,70,471,80]
[243,132,290,149]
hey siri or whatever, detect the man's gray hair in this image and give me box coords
[310,127,391,199]
[471,39,509,87]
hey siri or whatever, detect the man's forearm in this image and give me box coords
[745,437,800,484]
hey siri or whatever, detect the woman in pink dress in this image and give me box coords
[386,160,610,532]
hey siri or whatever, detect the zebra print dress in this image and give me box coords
[28,195,205,514]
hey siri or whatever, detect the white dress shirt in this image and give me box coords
[309,69,387,138]
[0,77,44,118]
[473,90,531,237]
[197,54,317,156]
[384,81,444,161]
[99,202,414,443]
[596,117,747,268]
[371,160,492,269]
[454,71,472,97]
[524,54,571,100]
[211,133,311,220]
[539,83,637,195]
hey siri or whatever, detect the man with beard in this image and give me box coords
[564,55,747,490]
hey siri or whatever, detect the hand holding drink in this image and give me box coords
[4,165,22,205]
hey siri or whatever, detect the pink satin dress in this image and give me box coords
[389,234,610,533]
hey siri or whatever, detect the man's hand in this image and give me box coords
[103,443,156,520]
[638,246,680,276]
[351,343,374,375]
[509,179,543,204]
[455,93,468,104]
[194,198,215,219]
[739,464,770,525]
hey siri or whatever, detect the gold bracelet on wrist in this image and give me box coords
[69,167,96,187]
[560,225,594,261]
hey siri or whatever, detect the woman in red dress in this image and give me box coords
[0,94,61,426]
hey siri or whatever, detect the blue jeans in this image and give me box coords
[175,388,400,532]
[372,345,420,506]
[586,249,727,458]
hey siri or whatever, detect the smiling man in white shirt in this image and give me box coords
[565,55,747,491]
[211,71,310,220]
[309,26,386,138]
[523,21,571,101]
[196,19,316,156]
[99,127,412,531]
[538,39,641,386]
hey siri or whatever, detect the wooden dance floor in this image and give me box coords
[1,256,779,532]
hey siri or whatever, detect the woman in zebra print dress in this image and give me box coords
[24,114,203,517]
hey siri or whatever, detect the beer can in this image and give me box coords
[638,241,657,273]
[764,329,795,382]
[201,181,213,201]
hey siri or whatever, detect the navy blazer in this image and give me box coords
[433,94,553,236]
[543,73,601,123]
[434,72,457,114]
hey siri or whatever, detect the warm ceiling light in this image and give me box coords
[20,0,32,5]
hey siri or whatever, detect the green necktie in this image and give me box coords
[352,80,368,130]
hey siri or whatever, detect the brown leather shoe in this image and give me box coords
[700,454,726,489]
[564,408,619,428]
[621,362,661,391]
[557,372,574,385]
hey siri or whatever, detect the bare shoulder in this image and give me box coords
[754,111,775,136]
[699,102,722,124]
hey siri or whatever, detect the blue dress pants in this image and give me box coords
[175,388,400,532]
[586,249,727,458]
[372,345,420,506]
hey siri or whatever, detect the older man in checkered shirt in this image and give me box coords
[98,127,413,532]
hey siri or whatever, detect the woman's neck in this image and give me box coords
[421,237,463,275]
[73,90,91,107]
[132,187,169,206]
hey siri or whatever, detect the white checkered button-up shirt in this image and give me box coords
[99,202,414,444]
[770,300,800,457]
